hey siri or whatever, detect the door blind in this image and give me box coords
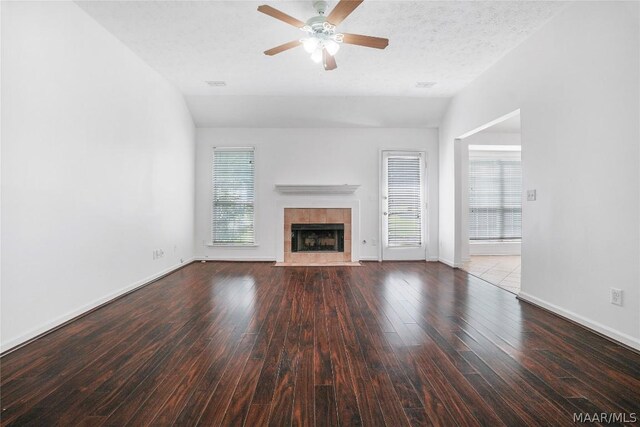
[468,152,521,240]
[387,156,423,247]
[212,148,255,244]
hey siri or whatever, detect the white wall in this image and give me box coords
[186,95,450,128]
[1,2,195,351]
[465,132,521,147]
[195,128,439,261]
[439,2,640,348]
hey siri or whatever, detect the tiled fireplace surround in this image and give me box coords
[284,208,352,264]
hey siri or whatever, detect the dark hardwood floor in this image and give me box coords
[2,261,640,426]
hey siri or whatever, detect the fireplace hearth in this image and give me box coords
[291,223,344,253]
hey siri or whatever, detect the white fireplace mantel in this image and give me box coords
[274,184,360,195]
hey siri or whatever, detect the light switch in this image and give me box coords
[527,190,537,201]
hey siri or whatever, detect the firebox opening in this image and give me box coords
[291,223,345,253]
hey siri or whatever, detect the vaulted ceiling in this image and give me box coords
[76,1,566,126]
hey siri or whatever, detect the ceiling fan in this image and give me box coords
[258,0,389,71]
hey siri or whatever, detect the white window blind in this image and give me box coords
[387,155,423,247]
[468,151,521,240]
[212,148,255,245]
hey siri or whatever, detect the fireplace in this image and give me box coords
[291,223,344,253]
[282,208,353,264]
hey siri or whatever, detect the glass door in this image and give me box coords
[381,151,427,260]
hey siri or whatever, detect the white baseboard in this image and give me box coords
[0,257,195,354]
[196,256,276,262]
[438,257,462,268]
[518,292,640,352]
[427,256,439,262]
[357,256,438,262]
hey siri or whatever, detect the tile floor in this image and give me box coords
[461,255,521,294]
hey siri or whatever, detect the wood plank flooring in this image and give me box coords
[2,261,640,426]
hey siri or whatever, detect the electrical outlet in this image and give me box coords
[371,238,377,246]
[610,288,623,306]
[527,190,537,201]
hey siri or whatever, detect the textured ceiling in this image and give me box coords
[76,1,567,98]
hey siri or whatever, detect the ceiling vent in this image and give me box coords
[206,81,227,87]
[416,81,437,88]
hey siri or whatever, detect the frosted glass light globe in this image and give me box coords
[310,48,323,63]
[302,37,319,53]
[325,39,340,56]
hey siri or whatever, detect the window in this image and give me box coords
[212,147,255,245]
[385,153,424,247]
[468,149,521,240]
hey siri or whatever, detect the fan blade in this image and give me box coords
[323,49,337,71]
[257,5,305,28]
[326,0,364,26]
[342,33,389,49]
[264,40,302,56]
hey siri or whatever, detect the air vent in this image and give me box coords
[416,81,437,88]
[206,81,227,87]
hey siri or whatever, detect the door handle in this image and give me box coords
[383,212,388,216]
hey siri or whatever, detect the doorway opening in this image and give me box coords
[459,112,522,293]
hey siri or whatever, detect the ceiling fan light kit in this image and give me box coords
[301,21,343,62]
[258,0,389,71]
